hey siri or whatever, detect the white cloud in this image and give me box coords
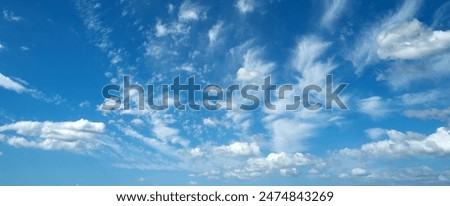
[321,0,347,29]
[432,1,450,29]
[0,43,5,51]
[351,168,368,176]
[0,119,105,152]
[358,96,391,118]
[3,9,24,22]
[280,168,299,177]
[377,19,450,60]
[213,142,260,157]
[348,127,450,157]
[178,0,206,22]
[365,128,387,140]
[225,152,311,179]
[235,0,256,14]
[190,147,204,157]
[0,72,27,93]
[131,118,145,126]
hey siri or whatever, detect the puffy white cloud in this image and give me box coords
[358,96,391,118]
[0,72,27,93]
[351,168,368,176]
[280,168,299,177]
[360,127,450,157]
[225,152,311,179]
[0,119,105,152]
[291,36,336,91]
[377,19,450,60]
[213,142,260,157]
[203,117,218,127]
[178,0,206,22]
[190,147,204,158]
[235,0,256,14]
[320,0,347,29]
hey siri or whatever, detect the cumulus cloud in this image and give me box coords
[235,0,256,14]
[190,147,204,158]
[351,167,368,176]
[377,19,450,60]
[0,119,105,152]
[225,152,311,179]
[280,168,299,177]
[342,127,450,158]
[321,0,347,29]
[348,0,421,72]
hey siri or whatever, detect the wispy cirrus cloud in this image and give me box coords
[340,127,450,158]
[3,9,23,22]
[0,72,64,104]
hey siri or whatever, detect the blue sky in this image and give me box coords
[1,0,450,185]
